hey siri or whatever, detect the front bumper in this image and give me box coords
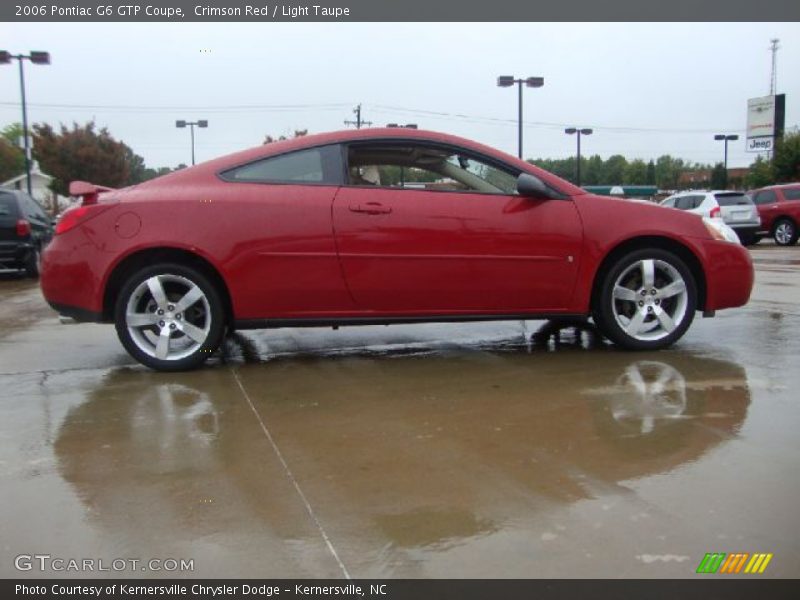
[700,239,754,311]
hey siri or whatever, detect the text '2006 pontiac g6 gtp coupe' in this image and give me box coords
[40,128,754,371]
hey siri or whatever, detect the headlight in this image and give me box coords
[703,217,741,244]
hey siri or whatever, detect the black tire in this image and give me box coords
[736,232,758,246]
[773,218,798,246]
[114,263,225,371]
[24,246,41,278]
[593,248,697,351]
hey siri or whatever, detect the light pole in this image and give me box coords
[714,134,739,188]
[564,127,593,186]
[176,120,208,165]
[497,75,544,159]
[0,50,51,196]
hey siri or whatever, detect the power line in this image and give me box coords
[0,99,747,135]
[343,103,372,129]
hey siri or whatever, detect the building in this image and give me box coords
[0,163,71,214]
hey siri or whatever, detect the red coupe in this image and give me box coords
[40,128,754,370]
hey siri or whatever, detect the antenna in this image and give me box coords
[769,38,780,96]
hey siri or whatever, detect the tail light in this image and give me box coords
[55,205,110,235]
[16,219,31,237]
[709,206,721,219]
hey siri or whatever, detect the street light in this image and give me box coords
[497,75,544,159]
[713,134,739,188]
[0,50,51,196]
[176,119,208,165]
[564,127,593,187]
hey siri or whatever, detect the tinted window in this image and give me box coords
[715,193,752,206]
[783,189,800,201]
[675,196,694,210]
[223,146,340,184]
[753,190,777,205]
[0,192,18,217]
[661,198,676,208]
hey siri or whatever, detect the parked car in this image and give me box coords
[40,129,754,371]
[660,191,761,245]
[749,183,800,246]
[0,189,54,277]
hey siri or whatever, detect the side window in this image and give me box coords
[675,196,692,210]
[753,190,777,205]
[222,145,340,184]
[661,198,676,208]
[783,189,800,201]
[347,143,519,195]
[693,195,707,209]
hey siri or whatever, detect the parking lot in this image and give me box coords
[0,242,798,578]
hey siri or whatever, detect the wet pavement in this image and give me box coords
[0,243,799,578]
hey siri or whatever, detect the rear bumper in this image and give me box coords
[46,301,103,323]
[40,234,108,319]
[700,239,754,311]
[0,241,34,267]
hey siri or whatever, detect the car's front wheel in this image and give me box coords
[593,249,697,350]
[773,218,798,246]
[114,263,225,371]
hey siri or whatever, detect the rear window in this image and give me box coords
[714,193,752,206]
[0,193,18,217]
[784,189,800,201]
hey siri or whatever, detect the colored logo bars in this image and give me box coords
[696,553,773,574]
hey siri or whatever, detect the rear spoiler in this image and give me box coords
[69,181,116,206]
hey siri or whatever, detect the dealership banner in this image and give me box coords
[746,94,786,153]
[5,580,800,600]
[2,0,799,21]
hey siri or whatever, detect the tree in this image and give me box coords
[31,122,138,196]
[623,159,648,185]
[646,160,656,186]
[263,129,308,144]
[710,163,727,189]
[747,155,774,189]
[603,155,628,185]
[772,131,800,183]
[655,155,685,190]
[0,123,25,182]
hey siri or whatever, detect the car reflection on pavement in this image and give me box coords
[53,320,750,576]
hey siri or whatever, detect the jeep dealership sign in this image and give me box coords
[746,94,786,153]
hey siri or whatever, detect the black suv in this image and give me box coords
[0,189,54,277]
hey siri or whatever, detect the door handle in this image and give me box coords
[348,202,392,215]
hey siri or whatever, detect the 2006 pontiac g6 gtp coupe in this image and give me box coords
[40,129,754,370]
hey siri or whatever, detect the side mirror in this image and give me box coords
[517,173,562,199]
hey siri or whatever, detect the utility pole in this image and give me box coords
[769,38,780,96]
[344,104,372,129]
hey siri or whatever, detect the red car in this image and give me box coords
[40,129,754,370]
[750,183,800,246]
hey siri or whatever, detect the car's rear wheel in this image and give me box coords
[114,263,225,371]
[593,249,697,350]
[24,246,41,278]
[773,218,798,246]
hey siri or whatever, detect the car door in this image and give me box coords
[332,142,584,314]
[216,144,355,318]
[752,189,779,231]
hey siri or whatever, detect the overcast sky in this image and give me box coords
[2,22,798,170]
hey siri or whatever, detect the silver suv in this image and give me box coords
[660,191,761,245]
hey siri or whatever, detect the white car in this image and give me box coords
[660,191,761,245]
